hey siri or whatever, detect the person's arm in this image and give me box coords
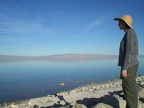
[122,30,135,78]
[123,30,134,70]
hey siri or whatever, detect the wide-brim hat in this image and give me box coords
[114,15,133,29]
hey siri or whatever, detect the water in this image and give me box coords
[0,57,143,103]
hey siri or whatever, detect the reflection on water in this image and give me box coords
[0,57,143,103]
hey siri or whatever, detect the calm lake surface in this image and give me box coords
[0,57,143,103]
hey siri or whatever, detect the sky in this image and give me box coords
[0,0,144,56]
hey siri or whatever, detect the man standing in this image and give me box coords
[114,15,139,108]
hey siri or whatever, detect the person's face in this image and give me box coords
[118,20,125,30]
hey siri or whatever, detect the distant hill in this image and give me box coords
[1,54,143,63]
[0,54,118,63]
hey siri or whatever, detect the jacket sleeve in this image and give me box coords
[122,30,135,70]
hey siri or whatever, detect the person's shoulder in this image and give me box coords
[128,28,136,34]
[127,28,137,39]
[128,28,135,32]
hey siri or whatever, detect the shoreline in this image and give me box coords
[0,75,144,108]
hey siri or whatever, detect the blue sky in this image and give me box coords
[0,0,143,56]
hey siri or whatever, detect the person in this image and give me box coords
[114,15,139,108]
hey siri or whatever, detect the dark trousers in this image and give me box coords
[121,64,138,108]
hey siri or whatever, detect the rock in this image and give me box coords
[59,83,66,86]
[113,94,126,108]
[52,95,56,98]
[60,100,66,106]
[69,90,76,94]
[138,89,144,99]
[28,101,31,105]
[138,100,144,108]
[67,79,70,82]
[9,104,19,108]
[57,105,71,108]
[72,104,87,108]
[140,82,144,86]
[93,103,113,108]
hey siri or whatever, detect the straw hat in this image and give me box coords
[114,15,133,29]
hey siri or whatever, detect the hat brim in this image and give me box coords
[114,18,122,21]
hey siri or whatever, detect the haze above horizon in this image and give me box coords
[0,0,144,56]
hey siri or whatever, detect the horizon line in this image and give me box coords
[0,53,118,57]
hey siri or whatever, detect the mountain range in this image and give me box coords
[0,54,118,63]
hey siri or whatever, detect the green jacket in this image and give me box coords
[118,28,139,70]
